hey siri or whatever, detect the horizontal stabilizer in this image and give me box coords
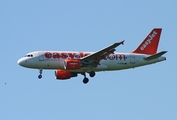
[144,51,167,61]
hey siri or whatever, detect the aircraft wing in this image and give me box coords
[80,41,124,67]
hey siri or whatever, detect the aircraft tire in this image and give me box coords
[89,71,95,77]
[83,78,89,84]
[38,75,42,79]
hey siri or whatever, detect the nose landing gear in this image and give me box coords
[38,69,43,79]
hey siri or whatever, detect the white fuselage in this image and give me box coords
[17,51,166,72]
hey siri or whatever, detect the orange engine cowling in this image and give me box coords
[64,60,81,70]
[55,70,77,80]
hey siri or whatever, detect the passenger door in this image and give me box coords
[39,52,44,61]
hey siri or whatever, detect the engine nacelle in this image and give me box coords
[64,60,81,70]
[55,70,77,80]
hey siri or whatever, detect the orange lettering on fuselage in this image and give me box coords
[45,52,52,58]
[106,54,126,61]
[53,52,60,58]
[44,52,90,59]
[68,53,76,59]
[44,52,126,61]
[61,52,68,59]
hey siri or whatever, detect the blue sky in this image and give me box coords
[0,0,176,120]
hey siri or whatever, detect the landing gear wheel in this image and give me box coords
[89,71,95,77]
[38,75,42,79]
[83,78,89,84]
[38,69,43,79]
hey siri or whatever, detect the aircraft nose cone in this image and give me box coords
[17,59,22,66]
[17,58,27,66]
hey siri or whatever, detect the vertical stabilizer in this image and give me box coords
[132,28,162,55]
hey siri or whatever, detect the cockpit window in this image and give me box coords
[25,54,33,57]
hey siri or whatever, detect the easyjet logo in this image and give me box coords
[44,52,127,61]
[45,52,89,59]
[140,31,157,50]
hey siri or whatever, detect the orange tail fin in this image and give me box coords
[132,28,162,55]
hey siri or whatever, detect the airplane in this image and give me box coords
[17,28,167,84]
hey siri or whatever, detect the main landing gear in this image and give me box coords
[89,71,95,77]
[82,71,96,84]
[38,69,43,79]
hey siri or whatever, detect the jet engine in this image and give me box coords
[55,70,77,80]
[64,60,81,70]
